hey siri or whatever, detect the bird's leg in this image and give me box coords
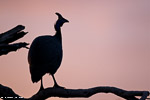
[52,74,64,88]
[37,78,44,93]
[40,78,44,90]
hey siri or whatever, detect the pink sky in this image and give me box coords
[0,0,150,100]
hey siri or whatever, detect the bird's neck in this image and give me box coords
[54,27,62,43]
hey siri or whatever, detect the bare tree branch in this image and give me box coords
[0,84,149,100]
[0,25,29,56]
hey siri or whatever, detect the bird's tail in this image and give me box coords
[30,65,45,83]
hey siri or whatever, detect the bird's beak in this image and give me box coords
[64,18,69,23]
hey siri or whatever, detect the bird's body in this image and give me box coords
[28,13,68,91]
[28,35,62,82]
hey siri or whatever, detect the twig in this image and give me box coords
[0,25,29,56]
[0,42,29,56]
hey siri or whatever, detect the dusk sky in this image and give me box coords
[0,0,150,100]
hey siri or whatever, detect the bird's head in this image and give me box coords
[55,12,69,31]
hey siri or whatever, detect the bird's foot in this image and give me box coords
[53,84,65,89]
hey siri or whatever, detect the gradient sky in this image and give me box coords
[0,0,150,100]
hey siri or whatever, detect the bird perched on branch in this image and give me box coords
[28,13,69,92]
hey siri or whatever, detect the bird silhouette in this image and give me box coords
[28,13,69,92]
